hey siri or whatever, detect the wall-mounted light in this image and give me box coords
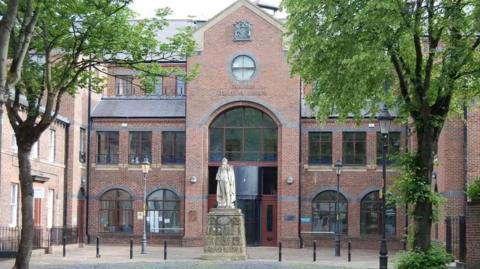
[286,176,294,185]
[191,176,197,184]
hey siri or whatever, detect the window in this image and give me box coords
[99,189,133,233]
[30,142,38,159]
[231,55,256,81]
[360,191,396,236]
[153,76,163,95]
[79,128,86,163]
[343,132,366,165]
[312,191,348,234]
[47,189,54,228]
[147,189,180,234]
[115,75,133,96]
[308,132,332,165]
[96,131,119,164]
[376,132,401,165]
[176,77,185,96]
[162,131,185,164]
[10,184,18,227]
[12,134,17,154]
[129,131,152,164]
[48,129,56,162]
[209,107,277,162]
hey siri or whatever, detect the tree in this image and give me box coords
[282,0,480,251]
[0,1,195,268]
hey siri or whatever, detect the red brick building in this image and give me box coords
[0,0,474,258]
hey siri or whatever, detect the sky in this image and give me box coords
[130,0,285,20]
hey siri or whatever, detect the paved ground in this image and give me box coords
[0,245,396,269]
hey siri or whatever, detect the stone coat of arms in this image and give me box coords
[233,21,252,41]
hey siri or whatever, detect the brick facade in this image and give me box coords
[466,201,480,268]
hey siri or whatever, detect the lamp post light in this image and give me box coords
[140,157,150,254]
[334,159,343,257]
[378,104,393,269]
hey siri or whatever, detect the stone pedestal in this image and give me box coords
[201,208,247,260]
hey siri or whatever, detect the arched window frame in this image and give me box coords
[360,191,396,236]
[146,189,181,234]
[209,107,277,162]
[99,189,133,233]
[311,190,348,234]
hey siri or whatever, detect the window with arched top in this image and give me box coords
[99,189,133,233]
[209,107,277,162]
[360,191,396,236]
[147,189,181,234]
[312,191,348,234]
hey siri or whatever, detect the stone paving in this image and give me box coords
[0,245,397,269]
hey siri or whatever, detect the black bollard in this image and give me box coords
[348,239,351,262]
[62,235,66,257]
[164,241,167,260]
[278,242,282,262]
[313,240,317,262]
[96,236,100,258]
[130,239,133,259]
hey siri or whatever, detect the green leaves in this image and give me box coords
[282,0,480,122]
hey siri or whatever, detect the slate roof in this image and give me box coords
[91,97,186,118]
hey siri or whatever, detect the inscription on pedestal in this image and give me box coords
[201,208,247,260]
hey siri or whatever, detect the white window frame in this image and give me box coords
[10,184,19,227]
[48,129,56,162]
[30,141,39,159]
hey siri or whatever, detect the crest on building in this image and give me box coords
[233,21,252,41]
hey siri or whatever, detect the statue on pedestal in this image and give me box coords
[216,157,236,209]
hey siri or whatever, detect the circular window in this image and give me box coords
[231,55,256,81]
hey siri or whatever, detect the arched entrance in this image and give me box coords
[207,106,278,246]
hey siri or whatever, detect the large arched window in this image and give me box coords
[209,107,277,162]
[147,189,180,234]
[360,191,396,236]
[312,191,348,234]
[99,189,133,233]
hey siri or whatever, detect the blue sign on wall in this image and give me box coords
[301,217,311,224]
[284,215,296,221]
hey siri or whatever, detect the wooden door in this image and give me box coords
[261,195,277,246]
[33,198,42,227]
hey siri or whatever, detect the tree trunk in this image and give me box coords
[13,144,34,269]
[412,119,439,251]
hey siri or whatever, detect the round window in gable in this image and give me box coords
[231,55,256,81]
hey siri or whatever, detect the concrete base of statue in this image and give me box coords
[201,208,247,260]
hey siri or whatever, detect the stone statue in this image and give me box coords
[216,158,236,208]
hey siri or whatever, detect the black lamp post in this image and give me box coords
[334,159,343,257]
[378,104,392,269]
[141,157,150,254]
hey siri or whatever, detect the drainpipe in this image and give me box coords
[63,122,70,243]
[298,79,303,248]
[404,123,409,244]
[85,59,92,244]
[463,105,468,214]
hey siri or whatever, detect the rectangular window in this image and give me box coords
[115,75,133,96]
[10,184,18,227]
[48,129,56,162]
[79,128,86,163]
[96,131,119,164]
[308,132,332,165]
[154,77,163,95]
[176,77,185,96]
[30,142,39,159]
[47,189,54,228]
[342,132,366,165]
[12,134,17,154]
[129,131,152,164]
[376,132,401,165]
[162,131,185,164]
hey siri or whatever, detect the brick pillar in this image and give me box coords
[466,200,480,268]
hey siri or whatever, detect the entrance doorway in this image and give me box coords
[208,166,277,246]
